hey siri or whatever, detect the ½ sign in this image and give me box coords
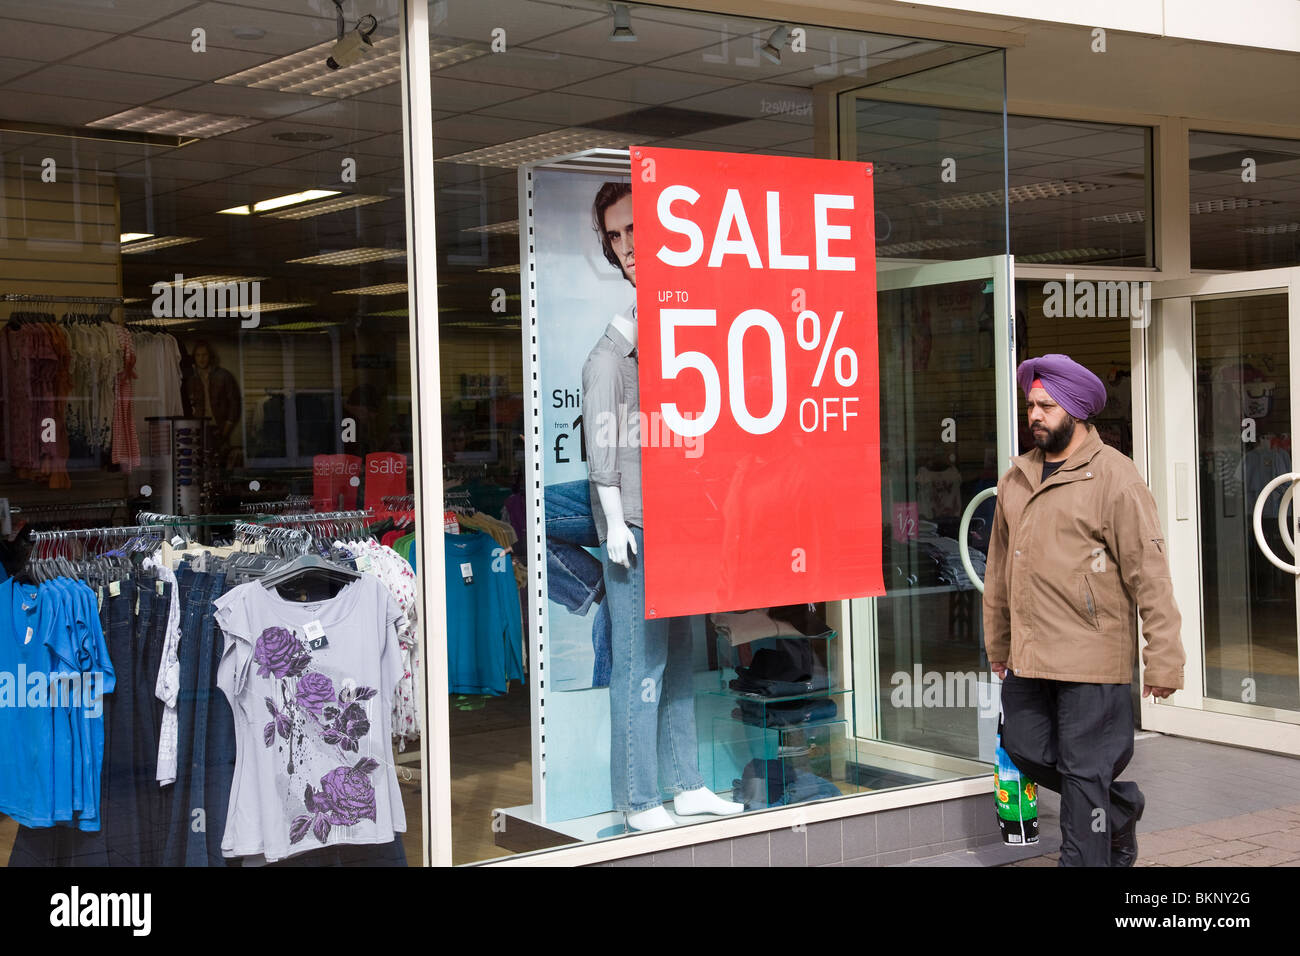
[633,146,885,619]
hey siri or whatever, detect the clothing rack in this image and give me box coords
[240,495,312,515]
[2,293,125,306]
[26,524,162,543]
[382,495,414,511]
[12,498,127,519]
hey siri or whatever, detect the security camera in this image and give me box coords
[325,6,378,70]
[326,27,372,70]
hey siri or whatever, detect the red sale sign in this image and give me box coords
[634,146,885,618]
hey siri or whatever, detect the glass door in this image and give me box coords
[847,255,1018,770]
[1147,268,1300,753]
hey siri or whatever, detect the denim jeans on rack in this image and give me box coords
[546,478,611,687]
[185,569,235,867]
[600,525,705,813]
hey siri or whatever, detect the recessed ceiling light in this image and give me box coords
[1084,210,1147,224]
[217,189,342,215]
[120,233,154,243]
[1017,248,1122,263]
[231,26,266,40]
[88,107,255,138]
[443,129,637,167]
[333,282,408,295]
[914,180,1108,211]
[877,237,980,255]
[262,194,389,220]
[216,35,486,99]
[288,247,406,265]
[1240,222,1299,235]
[150,274,269,289]
[1190,197,1275,214]
[119,236,201,254]
[464,220,520,235]
[271,130,334,143]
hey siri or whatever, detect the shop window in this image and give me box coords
[1190,130,1300,271]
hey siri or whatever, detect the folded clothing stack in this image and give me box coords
[728,640,830,698]
[733,696,839,728]
[711,604,832,647]
[732,758,842,811]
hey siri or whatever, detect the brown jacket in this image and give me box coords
[982,425,1185,688]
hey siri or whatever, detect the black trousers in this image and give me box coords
[1000,673,1142,867]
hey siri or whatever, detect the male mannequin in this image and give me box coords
[582,182,740,830]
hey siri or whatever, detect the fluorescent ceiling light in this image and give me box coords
[123,236,200,256]
[334,283,408,295]
[120,233,154,243]
[877,237,980,256]
[442,129,638,168]
[153,274,268,288]
[914,180,1108,211]
[263,321,341,332]
[366,308,409,317]
[288,247,406,265]
[218,189,342,216]
[262,194,389,220]
[1190,197,1274,214]
[1084,211,1147,224]
[1240,222,1299,235]
[1017,248,1121,263]
[479,263,521,274]
[216,35,485,99]
[88,107,256,138]
[239,302,313,314]
[464,220,520,236]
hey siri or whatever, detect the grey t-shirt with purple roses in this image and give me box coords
[215,575,407,862]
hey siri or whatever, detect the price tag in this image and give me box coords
[459,561,474,585]
[170,535,185,548]
[157,579,165,596]
[355,554,372,572]
[444,510,460,535]
[304,620,329,651]
[24,627,33,646]
[109,579,121,598]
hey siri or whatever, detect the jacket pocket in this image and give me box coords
[1077,573,1101,630]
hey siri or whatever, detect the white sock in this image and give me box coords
[626,806,675,831]
[673,787,743,816]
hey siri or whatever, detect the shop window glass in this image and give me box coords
[430,0,1007,863]
[0,0,424,868]
[1190,130,1300,271]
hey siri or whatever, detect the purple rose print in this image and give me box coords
[319,765,378,826]
[253,627,310,679]
[322,702,371,752]
[294,672,336,716]
[262,697,291,748]
[289,759,380,845]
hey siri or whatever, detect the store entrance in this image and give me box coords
[1146,267,1300,754]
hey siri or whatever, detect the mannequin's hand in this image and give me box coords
[605,522,637,569]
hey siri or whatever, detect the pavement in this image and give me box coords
[900,731,1300,867]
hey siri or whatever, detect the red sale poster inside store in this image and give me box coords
[633,146,885,619]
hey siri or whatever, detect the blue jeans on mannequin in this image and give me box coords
[600,524,705,813]
[545,479,611,687]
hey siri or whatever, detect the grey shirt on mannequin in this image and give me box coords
[581,318,642,542]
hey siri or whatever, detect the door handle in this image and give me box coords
[1252,472,1300,574]
[960,487,998,594]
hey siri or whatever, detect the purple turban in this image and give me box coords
[1016,353,1107,420]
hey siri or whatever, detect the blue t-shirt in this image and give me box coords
[0,579,59,826]
[445,532,524,696]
